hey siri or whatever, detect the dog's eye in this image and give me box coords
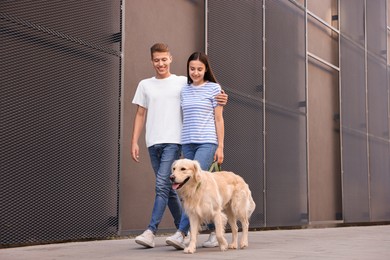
[181,167,186,171]
[172,167,176,171]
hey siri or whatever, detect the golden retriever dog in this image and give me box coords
[170,159,256,254]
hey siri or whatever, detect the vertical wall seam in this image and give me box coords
[304,0,310,224]
[364,0,372,221]
[262,0,267,227]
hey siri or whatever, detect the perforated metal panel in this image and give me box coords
[207,0,308,228]
[340,0,390,222]
[207,0,390,228]
[1,1,121,246]
[366,0,390,221]
[264,0,308,226]
[207,0,265,228]
[339,0,369,222]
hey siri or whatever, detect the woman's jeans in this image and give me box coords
[178,143,217,235]
[147,143,182,234]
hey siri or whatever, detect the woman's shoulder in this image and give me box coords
[205,81,221,91]
[206,81,220,86]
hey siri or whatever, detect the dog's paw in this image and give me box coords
[219,242,229,251]
[184,246,196,254]
[240,241,248,249]
[228,243,238,249]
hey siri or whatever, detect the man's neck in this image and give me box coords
[155,72,171,79]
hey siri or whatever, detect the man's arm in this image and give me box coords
[131,105,146,162]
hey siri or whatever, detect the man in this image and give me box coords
[131,43,227,248]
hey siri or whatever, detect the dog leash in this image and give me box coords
[209,161,222,172]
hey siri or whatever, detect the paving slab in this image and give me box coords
[1,225,389,260]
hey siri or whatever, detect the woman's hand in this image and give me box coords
[214,146,224,165]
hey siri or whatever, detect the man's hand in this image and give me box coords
[131,143,140,162]
[215,89,228,106]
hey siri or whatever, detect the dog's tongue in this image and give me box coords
[172,183,180,190]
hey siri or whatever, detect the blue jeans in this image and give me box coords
[147,144,182,234]
[178,143,217,235]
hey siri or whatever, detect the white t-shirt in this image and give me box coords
[132,74,187,147]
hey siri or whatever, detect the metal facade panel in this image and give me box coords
[340,0,390,223]
[366,0,387,61]
[339,0,365,46]
[367,56,389,138]
[265,0,308,226]
[340,38,367,132]
[340,36,370,222]
[341,131,370,221]
[367,0,388,139]
[366,1,389,138]
[1,1,121,246]
[207,0,264,228]
[340,0,370,222]
[366,0,390,222]
[369,137,390,221]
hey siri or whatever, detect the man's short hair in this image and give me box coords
[150,43,170,58]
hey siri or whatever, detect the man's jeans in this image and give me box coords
[147,143,182,233]
[178,143,217,235]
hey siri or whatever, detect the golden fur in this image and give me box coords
[170,159,256,254]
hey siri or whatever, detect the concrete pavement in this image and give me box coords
[1,225,390,260]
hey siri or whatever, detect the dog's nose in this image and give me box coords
[170,174,175,182]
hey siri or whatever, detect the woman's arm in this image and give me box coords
[214,105,225,164]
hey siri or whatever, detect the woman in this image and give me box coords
[166,52,225,249]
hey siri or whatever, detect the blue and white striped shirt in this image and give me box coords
[181,81,221,144]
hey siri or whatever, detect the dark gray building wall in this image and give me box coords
[341,0,390,222]
[1,0,389,247]
[205,0,390,228]
[1,0,121,246]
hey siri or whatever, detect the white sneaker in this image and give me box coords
[135,229,155,248]
[202,232,218,248]
[166,231,185,250]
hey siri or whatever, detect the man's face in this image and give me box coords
[151,52,172,79]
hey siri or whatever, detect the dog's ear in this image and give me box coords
[171,160,177,172]
[193,160,202,182]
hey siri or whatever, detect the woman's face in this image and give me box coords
[189,60,206,86]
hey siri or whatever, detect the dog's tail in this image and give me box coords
[247,190,256,218]
[231,184,256,219]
